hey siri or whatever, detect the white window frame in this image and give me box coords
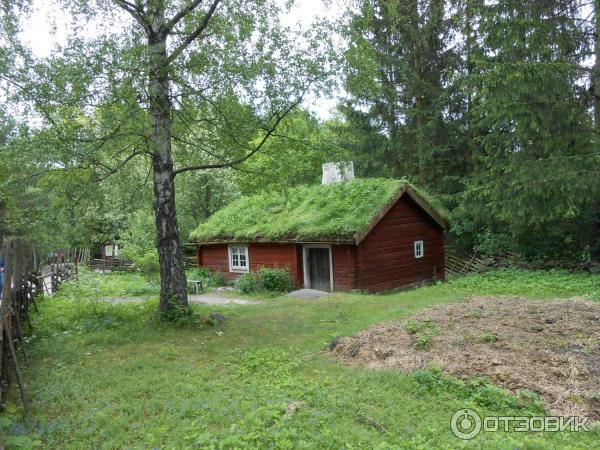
[414,240,424,259]
[228,245,249,273]
[302,244,334,291]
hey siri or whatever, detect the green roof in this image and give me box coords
[190,178,448,244]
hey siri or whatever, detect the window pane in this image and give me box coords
[414,241,424,258]
[230,246,248,270]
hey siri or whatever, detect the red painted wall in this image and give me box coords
[332,244,357,291]
[198,244,230,278]
[248,243,303,287]
[197,243,304,286]
[356,194,445,292]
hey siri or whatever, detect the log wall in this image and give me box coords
[332,244,357,291]
[356,195,445,292]
[197,243,304,287]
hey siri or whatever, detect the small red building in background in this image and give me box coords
[193,178,448,293]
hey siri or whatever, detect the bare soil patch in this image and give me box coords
[98,294,261,305]
[332,296,600,419]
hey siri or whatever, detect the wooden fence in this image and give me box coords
[0,239,39,413]
[0,239,74,416]
[88,258,135,272]
[183,255,197,269]
[445,251,520,276]
[38,263,75,296]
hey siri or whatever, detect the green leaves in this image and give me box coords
[458,0,599,258]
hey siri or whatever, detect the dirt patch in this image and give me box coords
[97,294,262,305]
[332,296,600,419]
[189,294,262,305]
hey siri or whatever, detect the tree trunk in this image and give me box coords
[0,198,5,249]
[412,34,427,185]
[403,0,426,185]
[594,0,600,136]
[148,10,188,312]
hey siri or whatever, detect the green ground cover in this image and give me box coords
[2,269,600,449]
[190,178,447,243]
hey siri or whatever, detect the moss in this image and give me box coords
[190,178,446,243]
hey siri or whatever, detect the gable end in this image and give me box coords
[354,187,448,245]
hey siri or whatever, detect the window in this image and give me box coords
[414,240,424,259]
[229,245,249,272]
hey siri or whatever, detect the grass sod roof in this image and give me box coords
[190,178,449,244]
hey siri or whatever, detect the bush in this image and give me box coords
[235,267,293,294]
[132,249,160,280]
[235,271,262,294]
[186,267,226,288]
[118,209,160,279]
[257,267,294,292]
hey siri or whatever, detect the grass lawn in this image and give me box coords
[3,269,600,449]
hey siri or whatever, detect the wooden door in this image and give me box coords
[308,247,331,291]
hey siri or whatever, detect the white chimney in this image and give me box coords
[322,161,355,185]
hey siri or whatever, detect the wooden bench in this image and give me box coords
[187,279,203,294]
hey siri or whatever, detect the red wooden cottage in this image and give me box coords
[191,178,448,292]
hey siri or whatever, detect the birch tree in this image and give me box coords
[12,0,331,312]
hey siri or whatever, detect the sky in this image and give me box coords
[18,0,344,119]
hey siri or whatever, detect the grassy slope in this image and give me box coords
[7,269,600,449]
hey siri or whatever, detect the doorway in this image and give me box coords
[303,245,333,291]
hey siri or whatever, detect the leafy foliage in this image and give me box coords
[186,267,226,288]
[456,0,599,259]
[337,0,600,261]
[0,404,42,450]
[235,110,348,195]
[235,267,294,294]
[403,319,438,349]
[118,210,159,279]
[339,0,467,192]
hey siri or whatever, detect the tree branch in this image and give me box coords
[166,0,222,64]
[94,149,147,182]
[172,98,303,177]
[164,0,206,32]
[113,0,151,34]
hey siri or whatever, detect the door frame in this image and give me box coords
[302,244,334,291]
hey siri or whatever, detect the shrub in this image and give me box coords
[118,210,160,279]
[187,267,212,279]
[235,271,262,294]
[132,249,160,280]
[187,267,226,288]
[235,267,294,294]
[256,267,293,292]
